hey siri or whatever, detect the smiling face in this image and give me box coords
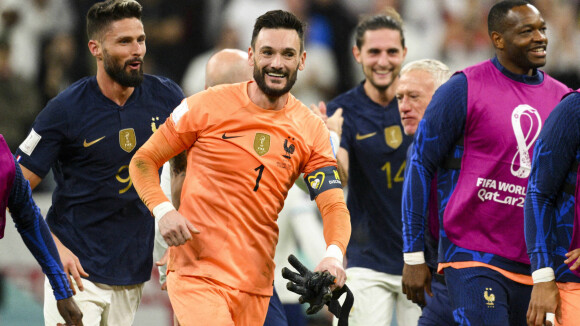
[396,69,436,136]
[249,28,305,99]
[494,4,547,75]
[98,17,146,87]
[353,28,407,92]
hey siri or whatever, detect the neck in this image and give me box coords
[96,68,135,106]
[247,82,288,111]
[363,78,398,107]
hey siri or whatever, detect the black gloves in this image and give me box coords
[281,254,354,326]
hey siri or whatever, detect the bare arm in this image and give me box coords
[19,164,42,190]
[336,148,349,187]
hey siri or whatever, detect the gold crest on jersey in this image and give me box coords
[384,126,403,149]
[484,288,495,308]
[254,133,270,156]
[119,128,136,153]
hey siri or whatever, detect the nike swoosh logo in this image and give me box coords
[222,133,242,140]
[355,132,376,140]
[83,136,106,147]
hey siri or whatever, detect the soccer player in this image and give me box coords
[524,90,580,326]
[15,1,184,325]
[402,1,571,325]
[397,59,454,325]
[313,10,420,326]
[129,10,350,326]
[1,134,83,326]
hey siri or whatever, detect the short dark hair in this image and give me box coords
[355,8,405,49]
[487,0,532,35]
[251,10,305,52]
[87,0,142,41]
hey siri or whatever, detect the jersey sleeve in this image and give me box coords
[15,98,68,177]
[402,73,468,253]
[8,157,72,300]
[302,116,342,200]
[524,94,580,272]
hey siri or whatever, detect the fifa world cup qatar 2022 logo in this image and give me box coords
[511,104,541,179]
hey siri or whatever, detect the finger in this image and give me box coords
[156,249,169,266]
[426,279,433,297]
[70,268,85,292]
[281,268,306,284]
[185,219,200,234]
[161,281,167,291]
[416,289,426,306]
[333,108,343,118]
[286,282,309,296]
[310,103,321,115]
[556,304,562,324]
[288,255,311,277]
[67,274,76,295]
[570,258,580,271]
[319,101,327,115]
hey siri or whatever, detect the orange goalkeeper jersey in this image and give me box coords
[160,81,338,295]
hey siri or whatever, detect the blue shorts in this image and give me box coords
[264,287,288,326]
[419,277,454,326]
[444,267,531,326]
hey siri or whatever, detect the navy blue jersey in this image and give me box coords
[525,92,580,283]
[404,58,545,275]
[16,75,184,285]
[327,83,413,275]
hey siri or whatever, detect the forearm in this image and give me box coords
[524,190,556,272]
[8,163,71,299]
[315,188,351,255]
[129,123,184,212]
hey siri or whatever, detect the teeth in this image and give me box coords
[268,73,284,77]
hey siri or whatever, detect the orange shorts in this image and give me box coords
[556,282,580,326]
[166,272,270,326]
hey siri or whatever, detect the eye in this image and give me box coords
[388,49,399,55]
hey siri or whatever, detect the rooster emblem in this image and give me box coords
[283,137,295,159]
[484,288,495,307]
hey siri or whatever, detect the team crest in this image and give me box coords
[384,126,403,149]
[119,128,136,153]
[254,133,270,156]
[308,172,325,190]
[484,288,495,308]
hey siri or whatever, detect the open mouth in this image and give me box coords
[126,60,143,70]
[529,46,546,57]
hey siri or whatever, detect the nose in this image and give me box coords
[377,51,389,66]
[271,53,283,69]
[532,29,547,43]
[132,40,145,56]
[398,97,411,113]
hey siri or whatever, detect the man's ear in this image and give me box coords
[491,31,504,50]
[248,46,254,67]
[88,40,102,59]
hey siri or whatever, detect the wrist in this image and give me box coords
[153,201,176,224]
[324,244,344,264]
[404,251,426,265]
[532,267,555,283]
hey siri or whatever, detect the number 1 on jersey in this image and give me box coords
[254,164,265,191]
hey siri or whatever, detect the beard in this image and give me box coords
[253,63,298,98]
[103,50,144,87]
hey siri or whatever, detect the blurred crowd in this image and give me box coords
[1,0,580,153]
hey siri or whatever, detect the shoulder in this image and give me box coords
[142,74,185,98]
[41,77,96,116]
[327,85,363,113]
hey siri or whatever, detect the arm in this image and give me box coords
[129,118,199,247]
[401,75,467,305]
[524,96,580,326]
[313,188,351,288]
[20,163,89,293]
[9,159,83,325]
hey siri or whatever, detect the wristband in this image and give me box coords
[329,131,340,157]
[324,244,344,264]
[532,267,555,283]
[404,251,426,265]
[153,201,176,225]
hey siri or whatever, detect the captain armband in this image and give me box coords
[304,166,343,200]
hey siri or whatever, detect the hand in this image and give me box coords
[158,210,200,246]
[565,249,580,270]
[282,254,336,315]
[310,102,344,136]
[526,281,561,326]
[156,249,169,291]
[53,236,88,295]
[56,297,83,326]
[314,256,346,290]
[402,263,432,306]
